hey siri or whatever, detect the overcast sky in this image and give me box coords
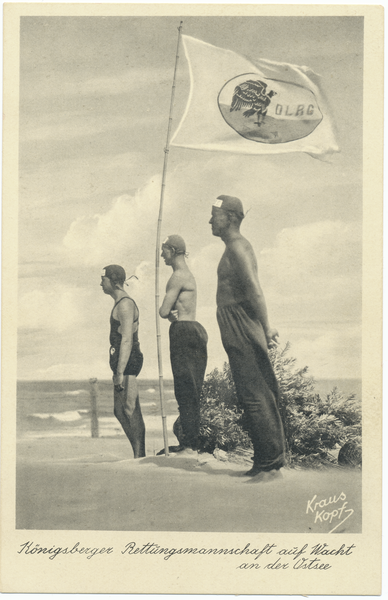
[18,15,363,381]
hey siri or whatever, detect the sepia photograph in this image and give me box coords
[1,3,383,595]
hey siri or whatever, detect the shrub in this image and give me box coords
[198,363,250,453]
[198,343,362,467]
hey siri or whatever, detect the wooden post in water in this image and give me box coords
[89,378,99,438]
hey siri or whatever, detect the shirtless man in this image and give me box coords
[209,196,285,478]
[159,235,208,454]
[101,264,145,458]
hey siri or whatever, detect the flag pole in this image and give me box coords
[155,21,183,457]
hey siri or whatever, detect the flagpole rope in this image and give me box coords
[155,21,183,458]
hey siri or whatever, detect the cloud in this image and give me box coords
[18,286,86,332]
[32,359,110,381]
[18,280,106,335]
[190,243,223,307]
[20,152,145,209]
[63,176,162,267]
[17,281,112,380]
[22,113,122,143]
[78,69,170,97]
[256,219,362,378]
[261,220,361,281]
[259,220,362,324]
[22,111,163,143]
[282,324,361,380]
[21,67,171,101]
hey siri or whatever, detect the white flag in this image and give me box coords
[171,35,339,160]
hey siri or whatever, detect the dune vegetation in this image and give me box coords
[196,343,362,468]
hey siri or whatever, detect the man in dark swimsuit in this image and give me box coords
[101,265,145,458]
[209,196,285,480]
[159,235,208,455]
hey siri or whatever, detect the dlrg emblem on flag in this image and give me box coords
[171,35,339,160]
[219,75,322,144]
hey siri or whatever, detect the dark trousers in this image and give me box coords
[169,321,208,450]
[217,302,285,470]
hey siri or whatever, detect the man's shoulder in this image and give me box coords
[116,296,135,309]
[115,296,135,318]
[227,235,253,255]
[167,269,189,287]
[179,267,196,287]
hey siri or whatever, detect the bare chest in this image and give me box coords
[217,251,234,280]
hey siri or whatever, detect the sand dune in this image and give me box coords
[16,434,362,534]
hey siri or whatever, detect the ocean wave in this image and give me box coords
[19,410,181,442]
[141,401,157,408]
[64,390,88,396]
[31,411,83,422]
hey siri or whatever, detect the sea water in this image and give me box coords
[17,378,361,440]
[17,379,179,440]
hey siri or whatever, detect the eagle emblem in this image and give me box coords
[230,79,277,126]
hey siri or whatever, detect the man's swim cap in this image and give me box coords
[213,195,245,219]
[101,265,126,284]
[162,235,186,255]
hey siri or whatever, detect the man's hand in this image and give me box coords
[266,328,279,348]
[168,310,178,322]
[113,372,124,392]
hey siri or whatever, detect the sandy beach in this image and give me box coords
[17,420,362,533]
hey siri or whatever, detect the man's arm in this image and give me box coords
[114,299,135,386]
[230,241,279,347]
[159,273,182,320]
